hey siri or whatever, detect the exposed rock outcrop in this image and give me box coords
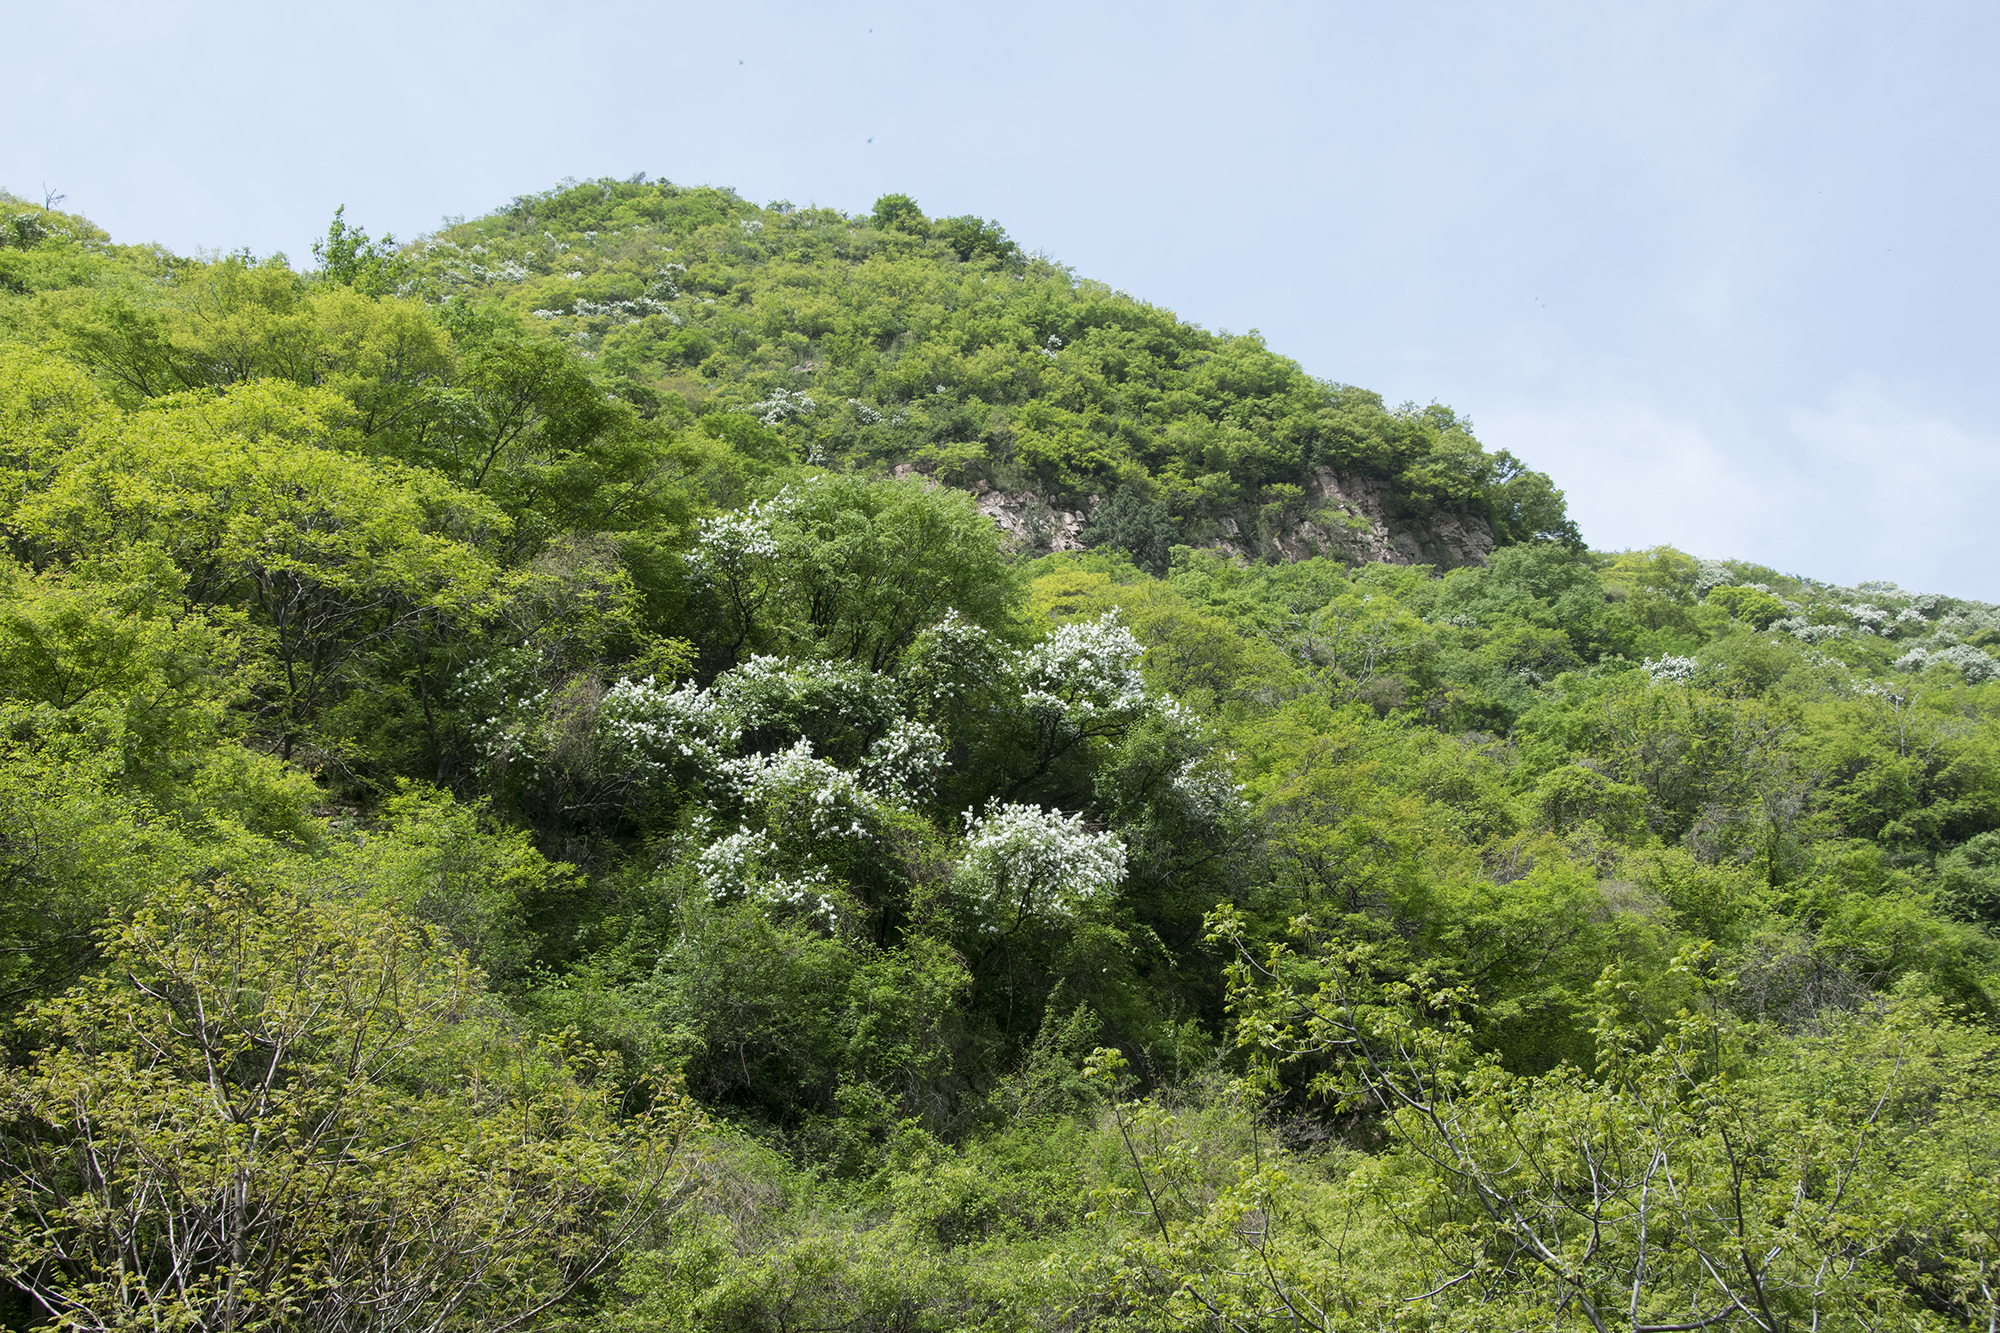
[973,489,1092,554]
[964,466,1494,570]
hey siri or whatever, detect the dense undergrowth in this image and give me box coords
[0,182,1996,1331]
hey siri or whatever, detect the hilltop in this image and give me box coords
[408,177,1577,567]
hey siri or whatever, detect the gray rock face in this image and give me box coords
[969,466,1494,570]
[974,489,1092,553]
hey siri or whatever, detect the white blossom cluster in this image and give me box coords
[598,676,742,778]
[1644,655,1702,684]
[1693,560,1733,594]
[594,654,924,808]
[530,296,676,324]
[457,681,549,769]
[749,387,816,425]
[1020,614,1247,823]
[682,493,788,581]
[859,718,948,804]
[1770,618,1847,644]
[1168,744,1250,826]
[692,825,840,924]
[1016,611,1150,728]
[711,655,890,729]
[719,739,878,840]
[1132,695,1243,824]
[956,803,1126,930]
[1765,585,2000,654]
[1756,586,1996,645]
[440,257,530,288]
[5,213,55,246]
[899,610,1008,709]
[1893,645,2000,685]
[1935,606,2000,641]
[1843,603,1893,634]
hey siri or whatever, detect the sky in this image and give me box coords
[9,0,1997,596]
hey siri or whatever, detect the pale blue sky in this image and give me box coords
[11,1,1997,596]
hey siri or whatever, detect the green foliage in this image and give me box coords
[0,194,113,299]
[310,203,410,294]
[1190,919,2000,1330]
[685,472,1021,672]
[388,176,1575,561]
[0,880,700,1331]
[15,380,507,759]
[342,779,582,986]
[1706,581,1790,629]
[1938,829,2000,927]
[1078,487,1180,575]
[0,184,1994,1330]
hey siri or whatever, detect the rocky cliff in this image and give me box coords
[936,466,1495,571]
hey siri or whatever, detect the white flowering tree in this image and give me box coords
[858,717,948,805]
[955,803,1127,936]
[1771,616,1847,644]
[1008,610,1157,785]
[463,514,1243,972]
[1094,696,1249,836]
[998,610,1246,846]
[445,481,1249,1148]
[1895,643,2000,685]
[566,603,1238,946]
[1643,654,1702,684]
[709,653,900,761]
[682,494,787,662]
[597,675,742,782]
[896,608,1010,720]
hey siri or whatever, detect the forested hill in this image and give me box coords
[2,181,2000,1331]
[407,176,1579,570]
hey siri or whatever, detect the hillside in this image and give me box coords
[1,181,1998,1331]
[406,177,1578,566]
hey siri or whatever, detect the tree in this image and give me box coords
[680,474,1019,673]
[16,382,506,758]
[1487,449,1586,547]
[311,204,410,295]
[0,344,117,519]
[932,214,1022,266]
[1705,584,1789,632]
[1186,912,2000,1331]
[431,312,622,497]
[0,880,699,1332]
[956,802,1127,936]
[870,193,926,234]
[1078,488,1180,576]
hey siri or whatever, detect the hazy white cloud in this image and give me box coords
[1780,384,2000,596]
[1481,398,1771,559]
[1486,383,2000,599]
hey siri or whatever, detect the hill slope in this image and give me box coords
[401,176,1578,568]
